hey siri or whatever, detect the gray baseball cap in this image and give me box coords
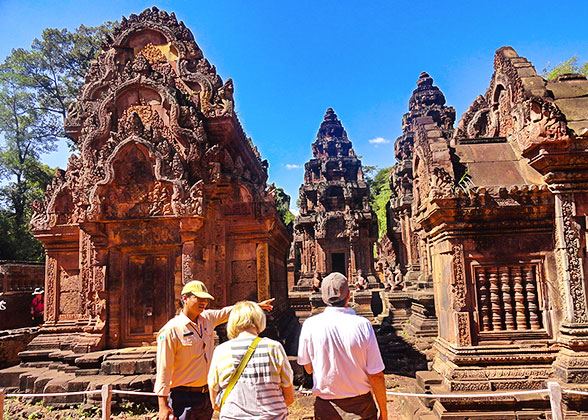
[321,272,349,305]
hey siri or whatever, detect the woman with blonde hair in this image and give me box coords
[208,301,294,419]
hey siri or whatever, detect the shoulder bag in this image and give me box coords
[220,336,262,408]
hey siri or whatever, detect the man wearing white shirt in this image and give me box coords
[297,272,388,420]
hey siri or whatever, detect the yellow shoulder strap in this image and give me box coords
[220,336,262,409]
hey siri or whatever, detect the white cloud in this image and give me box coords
[368,137,391,145]
[290,208,299,216]
[285,164,301,169]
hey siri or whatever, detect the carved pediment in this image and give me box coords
[32,7,271,233]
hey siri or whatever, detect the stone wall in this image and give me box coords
[0,261,44,330]
[0,327,39,368]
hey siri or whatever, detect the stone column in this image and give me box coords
[553,192,588,384]
[554,193,588,324]
[44,255,59,324]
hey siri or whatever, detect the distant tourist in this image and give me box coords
[30,288,44,325]
[298,272,388,420]
[154,280,274,420]
[312,272,323,293]
[208,301,294,419]
[354,269,367,290]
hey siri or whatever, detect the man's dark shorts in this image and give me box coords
[314,392,378,420]
[169,388,213,420]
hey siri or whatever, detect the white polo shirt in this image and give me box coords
[297,306,385,399]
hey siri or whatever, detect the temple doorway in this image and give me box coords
[120,250,175,346]
[331,252,346,275]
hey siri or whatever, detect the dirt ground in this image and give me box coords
[3,374,414,419]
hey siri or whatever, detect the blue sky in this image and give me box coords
[1,0,587,212]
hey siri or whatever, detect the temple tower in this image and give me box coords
[386,72,455,288]
[26,8,290,354]
[291,108,378,290]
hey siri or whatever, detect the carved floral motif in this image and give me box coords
[451,243,467,311]
[559,196,588,323]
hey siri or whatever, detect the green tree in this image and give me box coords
[0,68,56,260]
[0,23,113,261]
[366,167,392,238]
[5,23,114,146]
[543,56,588,81]
[273,186,295,228]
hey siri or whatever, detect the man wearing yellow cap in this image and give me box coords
[154,280,274,420]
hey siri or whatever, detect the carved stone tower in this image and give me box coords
[291,108,378,289]
[27,8,290,353]
[387,72,455,288]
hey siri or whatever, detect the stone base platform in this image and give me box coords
[0,347,157,408]
[401,369,588,419]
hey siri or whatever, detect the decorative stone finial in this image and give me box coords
[317,108,347,141]
[324,108,337,121]
[417,72,434,88]
[409,71,446,111]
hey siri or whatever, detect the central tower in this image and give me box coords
[291,108,378,289]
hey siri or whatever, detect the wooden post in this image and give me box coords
[0,388,5,420]
[101,384,112,420]
[547,381,563,420]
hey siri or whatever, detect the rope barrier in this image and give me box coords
[562,389,588,396]
[6,390,100,398]
[111,390,157,396]
[0,387,583,403]
[0,387,571,399]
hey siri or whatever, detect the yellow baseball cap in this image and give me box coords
[181,281,214,300]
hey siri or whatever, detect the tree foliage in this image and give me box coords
[367,166,392,239]
[543,56,588,81]
[0,23,113,261]
[273,186,295,229]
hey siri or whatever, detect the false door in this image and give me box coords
[121,252,174,346]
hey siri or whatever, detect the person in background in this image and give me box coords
[312,272,323,293]
[354,269,367,291]
[298,272,388,420]
[208,301,294,420]
[31,288,44,326]
[154,280,274,420]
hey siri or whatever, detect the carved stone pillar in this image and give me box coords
[257,242,270,301]
[553,192,588,384]
[476,268,491,332]
[500,267,515,330]
[488,267,503,331]
[44,255,59,324]
[451,242,471,346]
[555,193,588,325]
[513,266,526,330]
[182,241,195,284]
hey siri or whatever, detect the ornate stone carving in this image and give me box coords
[291,109,377,285]
[559,196,588,323]
[456,312,471,346]
[27,8,289,351]
[45,256,58,322]
[500,267,515,330]
[451,243,467,311]
[512,266,527,330]
[474,263,544,332]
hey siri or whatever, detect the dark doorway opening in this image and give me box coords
[331,252,346,275]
